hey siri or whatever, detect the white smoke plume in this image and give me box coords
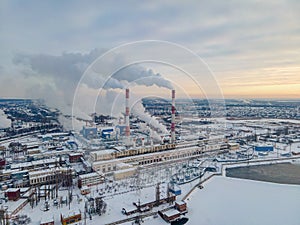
[95,90,169,135]
[113,67,173,90]
[131,102,168,134]
[11,49,173,131]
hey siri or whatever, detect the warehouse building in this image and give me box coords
[78,172,104,188]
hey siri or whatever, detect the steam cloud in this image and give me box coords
[11,49,173,132]
[13,49,173,104]
[131,103,168,134]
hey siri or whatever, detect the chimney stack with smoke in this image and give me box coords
[171,90,176,143]
[125,88,130,139]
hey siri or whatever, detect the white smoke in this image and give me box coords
[12,49,173,106]
[12,49,173,132]
[131,102,168,134]
[95,89,169,136]
[113,67,173,90]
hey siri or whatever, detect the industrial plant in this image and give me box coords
[0,91,300,225]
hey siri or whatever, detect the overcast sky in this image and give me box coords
[0,0,299,101]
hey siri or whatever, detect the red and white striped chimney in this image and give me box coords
[125,88,130,138]
[171,89,176,143]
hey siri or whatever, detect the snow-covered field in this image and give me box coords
[184,176,300,225]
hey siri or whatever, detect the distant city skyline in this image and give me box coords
[0,0,299,102]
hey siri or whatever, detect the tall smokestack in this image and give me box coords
[125,88,130,138]
[171,90,176,143]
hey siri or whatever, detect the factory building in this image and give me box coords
[6,188,21,201]
[81,126,98,139]
[159,209,181,223]
[29,167,73,186]
[9,158,58,171]
[91,140,225,174]
[169,183,181,196]
[78,172,104,188]
[254,146,274,152]
[90,149,117,162]
[175,201,187,213]
[228,142,240,150]
[68,153,83,163]
[115,125,126,136]
[114,167,136,180]
[100,127,114,139]
[11,170,29,181]
[60,211,81,225]
[11,170,29,187]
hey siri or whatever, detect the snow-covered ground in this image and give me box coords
[184,176,300,225]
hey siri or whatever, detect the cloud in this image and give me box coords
[11,50,102,110]
[221,66,300,87]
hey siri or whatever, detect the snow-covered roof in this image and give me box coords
[68,152,83,156]
[91,149,116,155]
[163,209,180,217]
[175,200,186,206]
[61,210,81,218]
[6,188,20,192]
[79,172,101,179]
